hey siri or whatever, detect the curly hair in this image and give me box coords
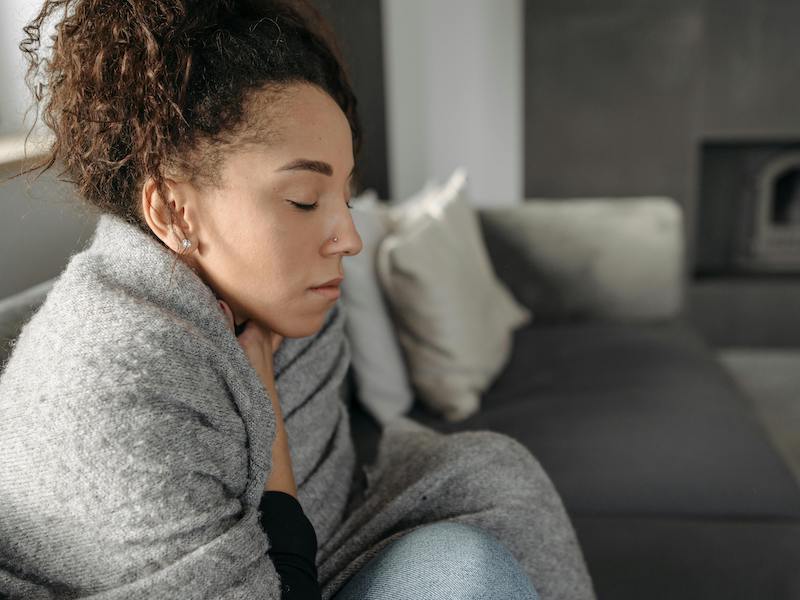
[16,0,362,245]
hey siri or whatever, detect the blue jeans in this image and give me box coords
[331,522,540,600]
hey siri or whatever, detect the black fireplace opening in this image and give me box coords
[774,167,800,225]
[696,140,800,276]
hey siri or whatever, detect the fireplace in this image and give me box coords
[750,153,800,269]
[696,140,800,275]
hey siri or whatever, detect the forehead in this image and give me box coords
[244,82,353,157]
[213,82,354,186]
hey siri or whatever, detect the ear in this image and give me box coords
[140,176,200,254]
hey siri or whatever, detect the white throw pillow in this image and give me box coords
[376,168,532,422]
[340,189,415,426]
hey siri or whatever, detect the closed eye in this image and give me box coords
[287,200,318,211]
[287,199,354,211]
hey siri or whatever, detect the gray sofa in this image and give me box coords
[2,199,800,600]
[344,198,800,600]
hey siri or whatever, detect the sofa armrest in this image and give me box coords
[477,197,685,322]
[0,278,56,368]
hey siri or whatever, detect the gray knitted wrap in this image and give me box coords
[0,213,595,600]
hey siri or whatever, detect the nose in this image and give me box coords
[328,212,363,257]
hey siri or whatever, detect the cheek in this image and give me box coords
[243,231,308,295]
[210,201,319,299]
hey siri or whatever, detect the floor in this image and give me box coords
[718,348,800,486]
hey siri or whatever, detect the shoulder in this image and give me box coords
[3,258,220,392]
[0,260,246,469]
[0,267,251,517]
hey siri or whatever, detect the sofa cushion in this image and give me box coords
[404,320,800,518]
[572,515,800,600]
[476,198,684,322]
[376,168,532,422]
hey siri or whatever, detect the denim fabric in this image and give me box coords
[331,522,539,600]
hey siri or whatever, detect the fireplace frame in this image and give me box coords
[748,151,800,271]
[696,139,800,276]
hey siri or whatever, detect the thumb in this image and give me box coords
[217,299,235,333]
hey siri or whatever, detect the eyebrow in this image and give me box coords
[275,158,356,180]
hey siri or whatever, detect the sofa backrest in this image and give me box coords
[476,196,685,322]
[0,278,56,371]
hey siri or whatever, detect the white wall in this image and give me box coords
[382,0,524,206]
[0,0,50,136]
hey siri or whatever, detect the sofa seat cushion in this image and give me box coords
[572,515,800,600]
[404,320,800,518]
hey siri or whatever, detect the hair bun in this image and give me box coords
[18,0,361,232]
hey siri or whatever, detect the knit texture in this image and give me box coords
[0,213,596,600]
[0,213,354,599]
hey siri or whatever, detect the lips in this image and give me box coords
[312,276,344,289]
[310,285,341,300]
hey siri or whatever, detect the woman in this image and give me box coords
[0,1,595,599]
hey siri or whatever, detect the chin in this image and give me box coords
[277,311,329,339]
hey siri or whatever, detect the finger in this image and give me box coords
[271,333,284,354]
[217,300,234,332]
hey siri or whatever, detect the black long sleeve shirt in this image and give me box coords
[259,490,322,600]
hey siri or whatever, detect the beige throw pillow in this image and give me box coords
[376,168,532,422]
[340,190,416,426]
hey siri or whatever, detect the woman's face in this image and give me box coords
[152,82,363,339]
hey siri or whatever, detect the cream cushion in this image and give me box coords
[376,168,532,421]
[340,190,415,425]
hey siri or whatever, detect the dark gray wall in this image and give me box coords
[524,0,800,264]
[313,0,390,200]
[524,0,800,346]
[524,0,703,260]
[702,0,800,136]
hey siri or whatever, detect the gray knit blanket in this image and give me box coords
[0,213,595,600]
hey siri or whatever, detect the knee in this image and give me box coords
[404,521,494,547]
[403,521,514,561]
[389,522,540,599]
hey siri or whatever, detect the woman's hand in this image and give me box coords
[217,299,283,390]
[218,298,296,497]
